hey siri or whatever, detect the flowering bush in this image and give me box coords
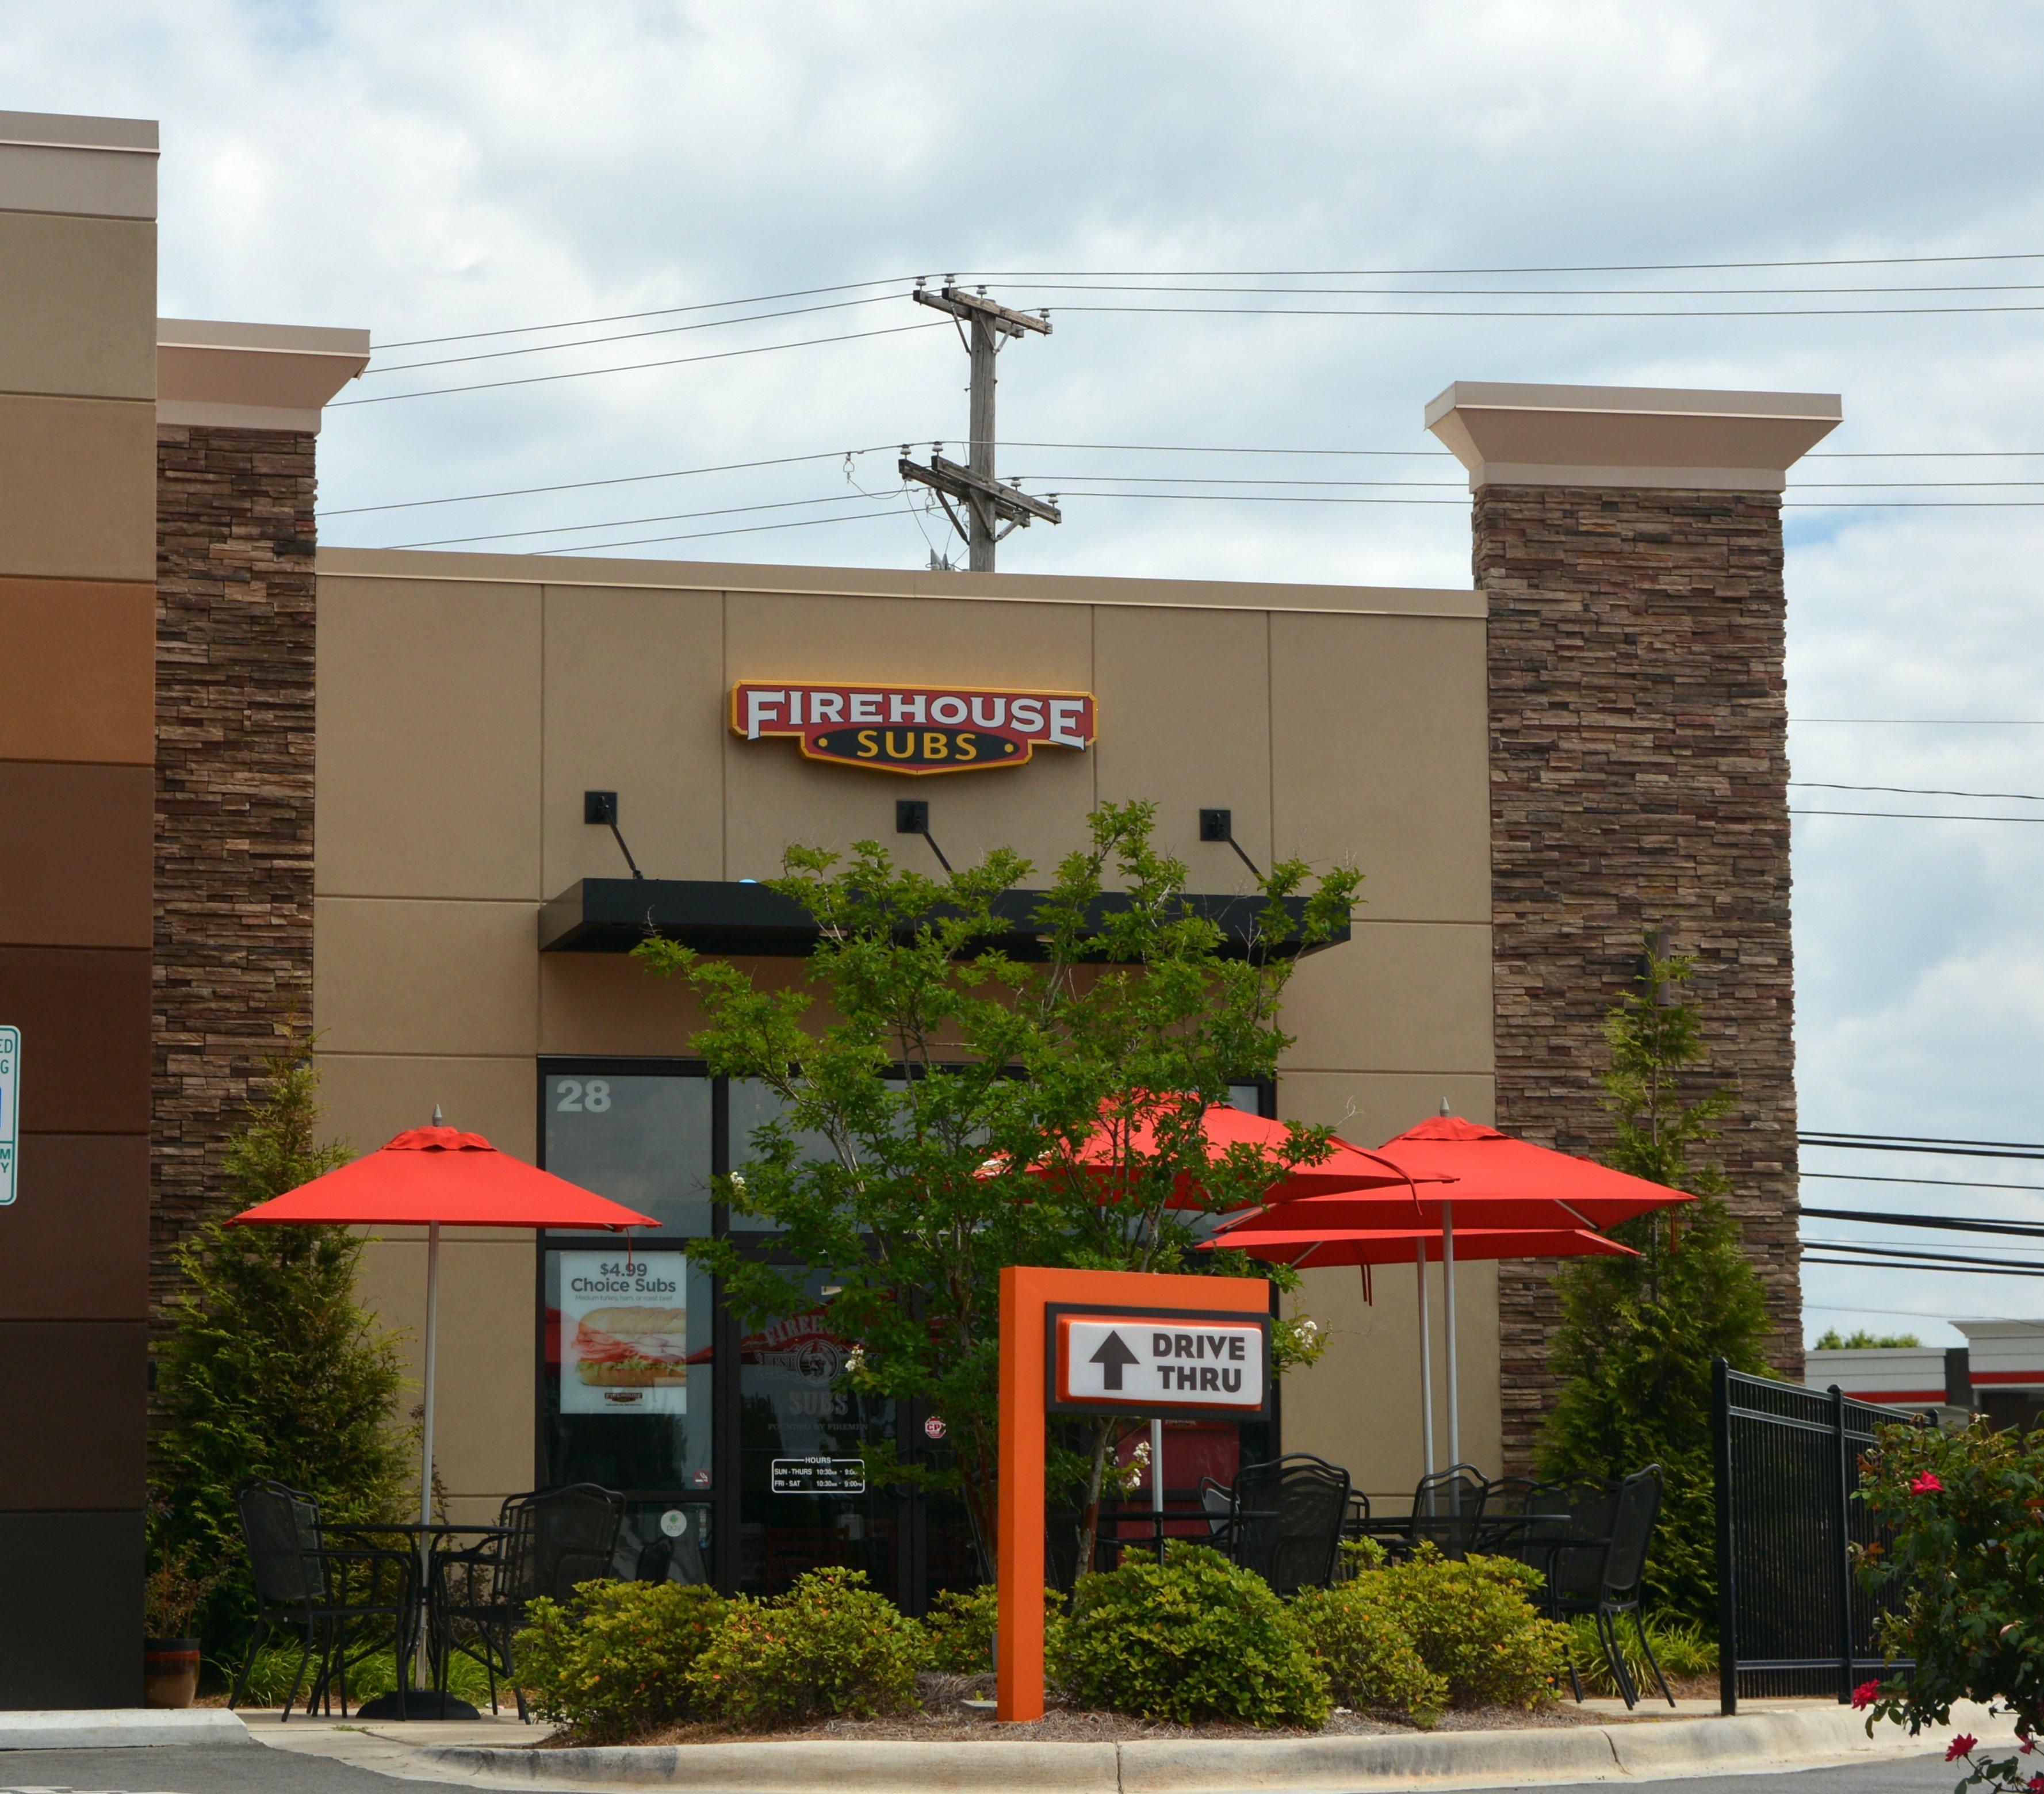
[686,1566,924,1727]
[1857,1422,2044,1792]
[1290,1574,1446,1723]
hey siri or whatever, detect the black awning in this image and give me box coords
[538,878,1347,961]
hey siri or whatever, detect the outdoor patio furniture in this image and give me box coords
[1548,1468,1672,1709]
[230,1480,418,1720]
[1222,1453,1351,1594]
[429,1483,625,1719]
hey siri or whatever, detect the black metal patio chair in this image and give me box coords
[230,1480,418,1721]
[430,1483,625,1719]
[1549,1467,1673,1709]
[1404,1462,1490,1559]
[1224,1453,1351,1594]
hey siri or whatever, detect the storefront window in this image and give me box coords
[542,1248,715,1498]
[544,1070,713,1236]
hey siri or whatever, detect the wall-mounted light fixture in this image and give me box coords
[584,790,646,879]
[1199,808,1263,879]
[897,798,954,874]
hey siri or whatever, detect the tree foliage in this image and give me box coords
[635,801,1356,1570]
[1534,938,1773,1629]
[154,1048,411,1643]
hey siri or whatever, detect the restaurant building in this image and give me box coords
[0,108,1834,1701]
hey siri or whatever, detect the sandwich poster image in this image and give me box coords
[559,1252,690,1414]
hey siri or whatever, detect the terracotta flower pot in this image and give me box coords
[143,1638,201,1709]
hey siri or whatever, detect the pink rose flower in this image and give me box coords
[1852,1680,1881,1710]
[1912,1471,1945,1494]
[1945,1734,1978,1762]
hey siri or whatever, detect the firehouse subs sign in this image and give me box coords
[1045,1303,1273,1423]
[731,681,1096,775]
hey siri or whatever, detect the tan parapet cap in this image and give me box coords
[0,110,158,219]
[1423,380,1842,494]
[158,318,372,433]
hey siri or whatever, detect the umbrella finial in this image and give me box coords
[432,1104,443,1127]
[1440,1096,1451,1117]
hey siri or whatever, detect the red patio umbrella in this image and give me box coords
[1207,1214,1640,1481]
[1029,1095,1438,1211]
[229,1126,657,1596]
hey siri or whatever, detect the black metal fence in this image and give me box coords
[1712,1359,1923,1713]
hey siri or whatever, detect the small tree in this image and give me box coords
[1534,937,1773,1629]
[154,1047,411,1642]
[636,801,1353,1573]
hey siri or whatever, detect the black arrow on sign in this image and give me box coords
[1090,1331,1139,1391]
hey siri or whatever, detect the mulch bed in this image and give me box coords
[534,1670,1719,1748]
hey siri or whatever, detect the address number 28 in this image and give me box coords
[554,1079,613,1112]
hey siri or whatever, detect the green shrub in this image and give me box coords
[1051,1544,1330,1729]
[924,1584,998,1673]
[1563,1614,1716,1697]
[922,1582,1067,1673]
[687,1567,924,1728]
[1291,1577,1445,1723]
[155,1050,410,1651]
[1367,1547,1570,1710]
[515,1579,728,1742]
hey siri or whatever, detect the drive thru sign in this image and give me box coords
[998,1267,1272,1722]
[1047,1306,1272,1420]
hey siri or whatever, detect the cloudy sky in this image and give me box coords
[12,1,2043,1345]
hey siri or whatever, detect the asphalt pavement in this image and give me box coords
[0,1739,492,1793]
[0,1738,1977,1794]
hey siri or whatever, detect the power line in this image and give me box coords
[1792,781,2044,802]
[1054,300,2044,320]
[1790,711,2044,719]
[1792,808,2044,823]
[1802,1172,2044,1194]
[548,507,916,556]
[371,276,914,349]
[328,321,948,408]
[367,292,913,374]
[956,253,2044,276]
[383,488,906,550]
[1802,1131,2044,1158]
[1808,1239,2044,1267]
[1005,280,2044,299]
[320,446,901,518]
[1804,1256,2044,1279]
[1801,1208,2044,1237]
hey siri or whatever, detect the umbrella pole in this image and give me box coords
[1415,1241,1435,1490]
[1442,1201,1460,1475]
[415,1219,441,1694]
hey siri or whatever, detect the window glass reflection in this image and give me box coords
[544,1073,713,1235]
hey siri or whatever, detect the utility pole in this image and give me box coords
[899,281,1061,572]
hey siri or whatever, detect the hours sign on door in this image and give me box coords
[1046,1303,1272,1422]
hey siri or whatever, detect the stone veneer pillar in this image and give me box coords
[152,320,367,1349]
[1426,382,1840,1472]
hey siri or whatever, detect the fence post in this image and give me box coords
[1829,1384,1857,1704]
[1713,1356,1737,1716]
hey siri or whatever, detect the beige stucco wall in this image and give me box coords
[312,548,1492,1514]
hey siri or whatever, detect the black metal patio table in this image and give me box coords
[331,1521,512,1720]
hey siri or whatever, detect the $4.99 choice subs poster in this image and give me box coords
[558,1252,690,1414]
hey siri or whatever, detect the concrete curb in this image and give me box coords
[421,1703,2004,1792]
[0,1708,253,1751]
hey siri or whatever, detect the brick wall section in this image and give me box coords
[1478,483,1801,1474]
[152,424,317,1340]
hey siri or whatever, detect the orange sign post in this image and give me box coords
[995,1264,1272,1722]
